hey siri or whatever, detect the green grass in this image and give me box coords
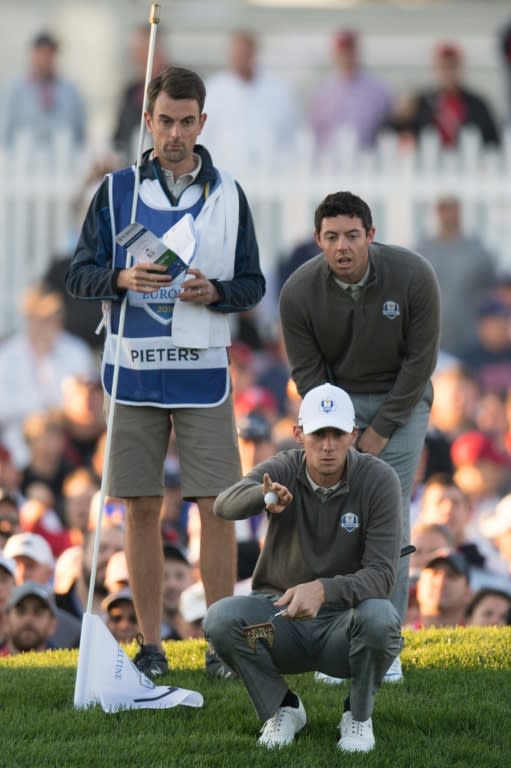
[0,628,510,768]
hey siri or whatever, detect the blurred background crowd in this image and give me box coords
[1,0,511,654]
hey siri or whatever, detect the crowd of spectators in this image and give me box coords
[1,21,511,655]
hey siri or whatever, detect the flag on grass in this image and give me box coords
[74,613,204,712]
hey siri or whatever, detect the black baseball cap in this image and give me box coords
[425,551,470,581]
[163,543,190,566]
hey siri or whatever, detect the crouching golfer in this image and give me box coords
[204,383,402,752]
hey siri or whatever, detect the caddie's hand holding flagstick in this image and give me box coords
[262,472,293,512]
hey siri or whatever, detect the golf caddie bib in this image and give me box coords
[102,165,238,408]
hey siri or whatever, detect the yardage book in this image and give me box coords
[115,213,197,280]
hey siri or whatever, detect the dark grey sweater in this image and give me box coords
[214,448,402,608]
[279,242,440,438]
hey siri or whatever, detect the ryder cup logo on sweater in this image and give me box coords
[340,512,360,533]
[382,301,400,319]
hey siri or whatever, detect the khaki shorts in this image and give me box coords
[104,394,242,500]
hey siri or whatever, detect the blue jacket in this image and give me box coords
[66,145,265,313]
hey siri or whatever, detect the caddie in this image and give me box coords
[66,65,265,679]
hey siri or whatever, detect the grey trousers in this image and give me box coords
[204,592,402,723]
[350,387,432,620]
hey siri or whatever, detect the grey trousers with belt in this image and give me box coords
[204,592,402,723]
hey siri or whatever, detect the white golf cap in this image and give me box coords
[179,581,206,624]
[298,384,356,435]
[3,532,55,568]
[104,550,129,592]
[480,494,511,539]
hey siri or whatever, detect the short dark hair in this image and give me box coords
[146,66,206,115]
[314,191,373,235]
[465,587,511,620]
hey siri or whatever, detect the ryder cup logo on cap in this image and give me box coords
[298,384,355,435]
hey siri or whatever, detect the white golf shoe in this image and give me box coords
[314,671,345,685]
[383,655,403,683]
[337,711,375,753]
[258,698,307,748]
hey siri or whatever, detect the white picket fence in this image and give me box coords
[1,126,511,338]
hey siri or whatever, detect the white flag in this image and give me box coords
[74,613,204,712]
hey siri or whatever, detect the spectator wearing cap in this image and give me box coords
[0,282,97,467]
[309,29,394,151]
[0,581,58,655]
[465,586,511,626]
[0,551,16,646]
[104,549,129,595]
[455,296,511,394]
[415,552,472,628]
[3,531,81,649]
[0,488,21,549]
[161,543,194,641]
[3,531,55,586]
[179,580,207,639]
[101,588,140,644]
[389,41,500,148]
[2,31,86,147]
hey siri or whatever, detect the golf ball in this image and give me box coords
[264,491,279,506]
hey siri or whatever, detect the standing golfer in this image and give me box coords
[204,383,403,752]
[67,66,265,678]
[279,191,440,681]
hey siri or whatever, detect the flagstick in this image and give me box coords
[75,3,160,708]
[85,1,160,616]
